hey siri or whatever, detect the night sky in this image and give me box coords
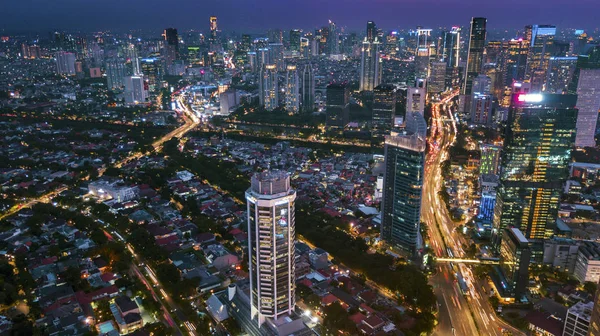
[1,0,598,33]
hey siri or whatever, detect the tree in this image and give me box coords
[584,281,598,296]
[322,302,357,334]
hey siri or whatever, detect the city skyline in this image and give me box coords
[2,0,600,33]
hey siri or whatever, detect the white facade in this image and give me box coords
[573,244,600,284]
[259,64,279,111]
[407,87,426,115]
[55,51,76,76]
[124,75,147,104]
[285,65,299,113]
[575,69,600,148]
[246,171,296,327]
[563,301,593,336]
[360,38,381,92]
[89,180,138,202]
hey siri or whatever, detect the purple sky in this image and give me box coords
[1,0,598,33]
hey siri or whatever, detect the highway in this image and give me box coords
[424,91,523,336]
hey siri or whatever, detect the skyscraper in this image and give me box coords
[588,285,600,335]
[442,27,461,68]
[544,56,577,94]
[366,21,377,43]
[55,51,76,76]
[360,37,381,92]
[415,28,432,80]
[259,64,279,111]
[372,84,397,133]
[140,58,161,92]
[327,20,338,55]
[381,112,427,255]
[124,75,148,104]
[463,17,487,96]
[268,43,285,71]
[494,94,578,242]
[284,65,299,113]
[502,38,529,86]
[125,43,141,75]
[210,16,218,41]
[428,61,447,93]
[246,170,296,327]
[289,29,301,52]
[498,228,531,300]
[524,24,557,92]
[480,144,501,175]
[162,28,179,58]
[575,69,600,148]
[106,59,127,90]
[301,64,315,113]
[406,87,426,115]
[326,83,349,129]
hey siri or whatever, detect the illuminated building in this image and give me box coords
[140,58,161,92]
[162,28,179,58]
[21,44,41,59]
[359,37,381,91]
[124,43,140,75]
[366,21,377,43]
[289,29,301,52]
[210,16,218,41]
[480,144,501,175]
[497,228,531,301]
[494,94,578,242]
[406,87,425,115]
[327,20,338,55]
[301,64,315,113]
[284,65,299,113]
[105,59,126,90]
[268,43,284,71]
[415,28,432,80]
[524,24,556,92]
[470,93,494,126]
[381,112,427,255]
[326,83,349,129]
[502,38,529,86]
[256,48,270,73]
[442,27,461,68]
[575,69,600,148]
[384,32,398,57]
[259,64,279,111]
[55,51,76,76]
[241,34,252,52]
[463,17,487,96]
[589,284,600,336]
[428,61,447,93]
[246,170,296,327]
[544,56,577,93]
[124,75,147,104]
[563,301,593,336]
[372,84,397,133]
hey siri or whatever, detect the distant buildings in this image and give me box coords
[406,87,425,115]
[246,171,296,327]
[372,84,397,133]
[525,24,557,92]
[479,144,501,175]
[55,51,76,76]
[259,64,279,111]
[381,112,427,255]
[463,17,487,96]
[325,83,349,129]
[574,69,600,148]
[301,64,315,113]
[106,59,126,90]
[124,75,148,104]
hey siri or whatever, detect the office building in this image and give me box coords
[498,228,531,300]
[442,27,461,68]
[289,29,301,52]
[124,75,148,104]
[384,31,399,57]
[327,20,339,55]
[574,241,600,284]
[140,58,161,92]
[55,51,76,76]
[381,112,427,255]
[542,238,579,272]
[259,64,279,111]
[21,44,41,59]
[220,90,240,115]
[106,59,127,90]
[163,28,179,58]
[478,191,496,224]
[480,144,501,175]
[545,57,577,93]
[360,38,381,91]
[210,16,218,41]
[406,87,425,115]
[470,93,494,126]
[284,65,299,113]
[575,69,600,148]
[563,301,593,336]
[502,38,529,86]
[463,17,487,96]
[325,83,349,129]
[525,25,557,92]
[589,283,600,336]
[301,64,315,113]
[372,84,397,133]
[246,170,296,327]
[415,29,432,80]
[366,21,378,43]
[494,94,578,241]
[125,43,141,75]
[428,61,447,93]
[268,43,284,71]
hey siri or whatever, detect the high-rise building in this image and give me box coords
[524,24,557,92]
[210,16,218,41]
[268,43,285,71]
[568,46,600,94]
[494,94,578,241]
[406,87,426,115]
[415,28,432,80]
[284,65,299,113]
[140,58,162,92]
[384,32,399,57]
[442,27,461,68]
[125,43,141,75]
[470,94,494,126]
[372,84,397,133]
[289,29,301,52]
[502,38,529,87]
[326,83,349,129]
[246,170,296,327]
[55,51,76,76]
[259,64,279,111]
[162,28,179,58]
[428,61,447,93]
[563,301,593,336]
[105,59,127,90]
[360,37,381,91]
[480,144,501,175]
[301,64,315,113]
[366,21,378,43]
[589,284,600,335]
[498,228,531,300]
[327,20,339,55]
[575,69,600,148]
[124,75,148,104]
[544,56,577,93]
[381,112,427,255]
[21,44,41,59]
[463,17,487,96]
[241,34,252,52]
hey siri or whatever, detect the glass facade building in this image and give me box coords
[494,94,578,242]
[246,171,296,327]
